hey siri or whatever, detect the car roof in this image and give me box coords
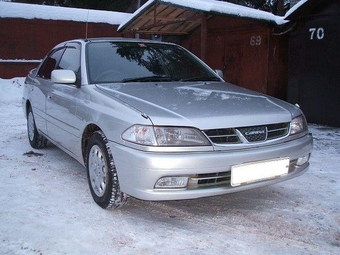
[58,37,177,46]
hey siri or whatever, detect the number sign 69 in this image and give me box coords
[250,36,261,46]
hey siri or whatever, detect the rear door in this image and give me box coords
[30,47,65,135]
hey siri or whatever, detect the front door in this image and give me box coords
[45,43,82,158]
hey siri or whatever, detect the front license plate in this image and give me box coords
[231,158,290,187]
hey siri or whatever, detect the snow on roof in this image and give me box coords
[0,1,132,25]
[118,0,287,32]
[284,0,308,18]
[159,0,283,22]
[283,0,327,21]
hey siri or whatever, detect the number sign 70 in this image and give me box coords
[309,27,325,40]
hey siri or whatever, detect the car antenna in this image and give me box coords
[85,10,90,39]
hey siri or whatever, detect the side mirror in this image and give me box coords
[30,68,38,76]
[51,70,77,84]
[215,69,224,79]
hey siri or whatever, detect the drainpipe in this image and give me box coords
[201,14,207,62]
[135,0,141,39]
[277,0,285,16]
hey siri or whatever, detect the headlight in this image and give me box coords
[122,125,210,146]
[290,115,308,135]
[121,125,157,145]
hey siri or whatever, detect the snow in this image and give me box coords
[0,78,24,103]
[0,1,132,25]
[159,0,283,22]
[284,0,308,18]
[0,77,339,254]
[1,0,309,31]
[118,0,287,31]
[0,59,41,63]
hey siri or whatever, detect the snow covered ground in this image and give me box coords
[0,77,339,255]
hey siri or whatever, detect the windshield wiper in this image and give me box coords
[181,76,221,82]
[121,75,173,83]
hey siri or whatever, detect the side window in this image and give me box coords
[57,46,81,74]
[37,48,64,79]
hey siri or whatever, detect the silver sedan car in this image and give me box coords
[22,38,313,209]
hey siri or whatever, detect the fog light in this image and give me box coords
[155,176,188,189]
[297,154,310,166]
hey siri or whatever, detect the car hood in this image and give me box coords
[95,82,298,129]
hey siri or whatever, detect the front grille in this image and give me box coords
[203,128,240,144]
[188,172,231,188]
[186,159,297,189]
[203,122,289,144]
[267,123,290,140]
[238,126,267,142]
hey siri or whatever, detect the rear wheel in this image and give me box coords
[86,131,128,209]
[27,107,47,148]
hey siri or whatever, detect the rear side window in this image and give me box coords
[37,48,64,79]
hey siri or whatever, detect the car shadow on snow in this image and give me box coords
[119,184,295,221]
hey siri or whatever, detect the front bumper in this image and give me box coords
[111,134,313,201]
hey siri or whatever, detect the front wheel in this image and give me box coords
[27,106,47,149]
[86,131,128,209]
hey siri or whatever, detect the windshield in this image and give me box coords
[86,41,220,84]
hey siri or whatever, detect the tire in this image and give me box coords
[86,130,128,209]
[27,107,47,149]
